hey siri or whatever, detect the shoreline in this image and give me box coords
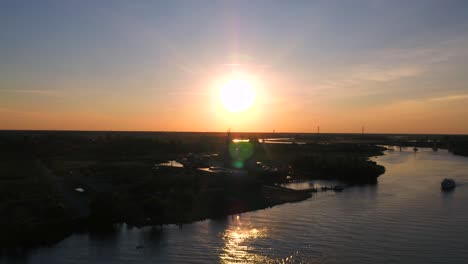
[0,184,311,252]
[0,133,388,251]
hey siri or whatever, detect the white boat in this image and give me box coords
[441,178,456,190]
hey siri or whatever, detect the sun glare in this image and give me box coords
[220,79,256,112]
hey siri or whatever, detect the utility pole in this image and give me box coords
[224,128,231,167]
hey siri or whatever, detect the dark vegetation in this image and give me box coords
[250,142,386,183]
[0,160,73,248]
[446,136,468,157]
[2,130,465,249]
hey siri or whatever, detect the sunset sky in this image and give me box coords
[1,0,468,133]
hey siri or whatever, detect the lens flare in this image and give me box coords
[229,142,254,169]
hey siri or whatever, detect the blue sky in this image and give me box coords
[1,0,468,133]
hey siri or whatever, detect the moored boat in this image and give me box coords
[334,185,344,192]
[441,178,456,190]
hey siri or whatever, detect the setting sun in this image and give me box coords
[219,79,256,112]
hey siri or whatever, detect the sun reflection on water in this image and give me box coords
[220,216,317,264]
[220,218,268,263]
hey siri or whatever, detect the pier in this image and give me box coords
[301,185,345,193]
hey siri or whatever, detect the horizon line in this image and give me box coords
[0,129,467,136]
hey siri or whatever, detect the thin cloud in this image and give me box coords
[0,107,41,115]
[307,35,468,103]
[167,92,209,96]
[429,94,468,102]
[220,63,272,69]
[351,65,424,82]
[0,89,61,96]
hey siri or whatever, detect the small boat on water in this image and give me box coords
[441,178,456,190]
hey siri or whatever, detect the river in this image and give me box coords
[2,147,468,263]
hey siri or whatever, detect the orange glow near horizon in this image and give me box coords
[2,63,468,134]
[2,2,468,134]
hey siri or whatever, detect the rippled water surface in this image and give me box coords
[3,148,468,263]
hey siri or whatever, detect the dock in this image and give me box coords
[302,185,345,193]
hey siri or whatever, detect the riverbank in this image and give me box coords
[84,167,313,228]
[0,159,311,250]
